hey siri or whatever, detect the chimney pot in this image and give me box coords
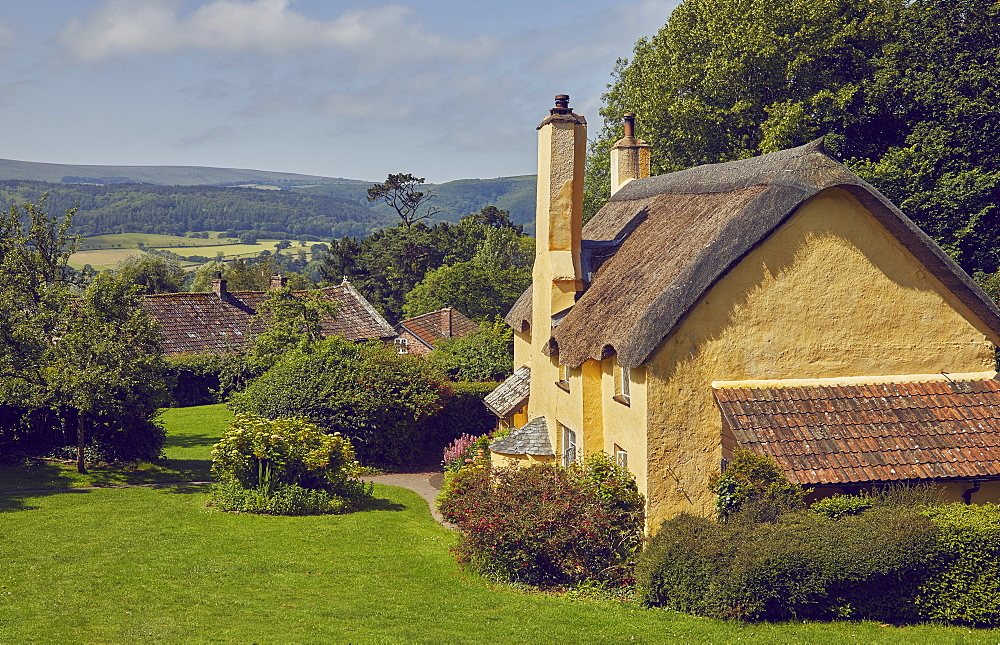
[623,113,636,138]
[551,94,572,115]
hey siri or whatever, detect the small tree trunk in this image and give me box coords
[77,412,87,474]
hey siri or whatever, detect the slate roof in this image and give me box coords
[483,366,531,417]
[490,417,554,456]
[394,307,478,350]
[506,139,1000,368]
[714,379,1000,486]
[141,280,395,355]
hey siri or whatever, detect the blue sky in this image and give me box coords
[0,0,677,183]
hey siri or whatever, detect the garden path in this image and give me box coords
[362,472,456,530]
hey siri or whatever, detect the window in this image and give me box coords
[561,425,577,467]
[556,363,570,391]
[614,365,631,405]
[614,444,628,469]
[394,337,408,354]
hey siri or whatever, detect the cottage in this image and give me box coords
[490,96,1000,528]
[141,273,395,355]
[393,307,478,356]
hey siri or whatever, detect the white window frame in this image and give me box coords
[561,425,577,467]
[394,337,408,354]
[615,365,631,403]
[614,445,628,469]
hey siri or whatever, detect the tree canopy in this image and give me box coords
[587,0,1000,276]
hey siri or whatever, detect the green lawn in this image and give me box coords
[0,404,231,492]
[0,406,996,643]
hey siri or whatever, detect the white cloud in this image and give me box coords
[0,81,33,105]
[55,0,497,68]
[177,124,236,147]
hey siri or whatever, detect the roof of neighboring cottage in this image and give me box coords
[490,417,554,456]
[394,307,478,350]
[714,379,1000,486]
[507,139,1000,368]
[483,366,531,417]
[142,280,395,355]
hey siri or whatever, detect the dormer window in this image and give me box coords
[394,337,408,354]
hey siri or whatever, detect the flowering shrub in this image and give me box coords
[437,453,644,588]
[209,414,371,515]
[442,433,489,472]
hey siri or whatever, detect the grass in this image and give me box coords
[0,404,231,491]
[69,236,307,269]
[0,405,997,643]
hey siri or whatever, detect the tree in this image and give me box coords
[403,261,530,322]
[851,0,1000,275]
[114,254,186,294]
[0,196,166,465]
[367,173,441,228]
[429,318,515,382]
[47,272,168,472]
[586,0,1000,276]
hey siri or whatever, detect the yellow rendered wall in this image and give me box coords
[644,187,999,528]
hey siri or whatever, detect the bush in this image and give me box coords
[209,414,371,515]
[228,338,446,468]
[165,354,224,407]
[637,506,937,622]
[438,453,645,589]
[917,504,1000,626]
[427,381,498,455]
[810,494,873,519]
[711,450,807,521]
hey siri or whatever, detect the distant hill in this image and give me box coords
[0,158,538,237]
[0,157,341,187]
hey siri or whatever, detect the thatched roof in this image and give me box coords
[507,139,1000,368]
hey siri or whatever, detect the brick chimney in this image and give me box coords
[212,271,228,297]
[533,94,586,333]
[440,307,453,337]
[269,273,287,290]
[610,113,650,195]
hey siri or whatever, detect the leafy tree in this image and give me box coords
[114,254,186,294]
[586,0,1000,276]
[0,196,166,466]
[319,206,532,322]
[319,223,458,321]
[0,196,78,419]
[47,272,168,472]
[366,173,441,228]
[850,0,1000,274]
[403,262,530,322]
[245,286,338,373]
[587,0,903,217]
[429,318,514,382]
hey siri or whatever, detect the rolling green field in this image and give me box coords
[0,406,996,643]
[69,234,305,270]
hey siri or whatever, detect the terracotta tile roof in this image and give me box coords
[490,417,554,456]
[483,366,530,417]
[395,307,478,350]
[141,280,395,355]
[714,379,1000,486]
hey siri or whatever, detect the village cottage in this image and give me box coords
[488,96,1000,528]
[140,273,396,355]
[393,307,479,356]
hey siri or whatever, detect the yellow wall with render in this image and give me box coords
[598,361,649,498]
[643,187,1000,528]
